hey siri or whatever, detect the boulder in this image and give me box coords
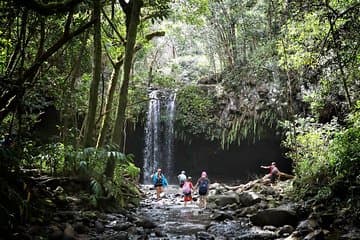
[135,217,156,229]
[238,191,262,207]
[209,192,239,207]
[63,223,75,240]
[48,225,63,240]
[250,208,298,227]
[235,228,277,240]
[95,220,105,233]
[196,231,216,240]
[73,222,89,234]
[211,211,235,221]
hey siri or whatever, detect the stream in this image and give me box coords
[137,185,212,239]
[135,184,257,240]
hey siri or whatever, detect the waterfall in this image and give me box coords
[164,92,176,182]
[143,91,161,183]
[143,90,176,183]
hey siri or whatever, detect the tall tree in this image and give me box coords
[83,0,102,147]
[104,0,143,179]
[0,1,93,127]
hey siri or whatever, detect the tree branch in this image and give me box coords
[14,0,84,15]
[101,8,126,44]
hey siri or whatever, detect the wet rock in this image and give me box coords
[63,223,75,240]
[296,218,319,235]
[196,231,216,240]
[95,220,105,233]
[278,225,295,236]
[339,229,360,239]
[238,191,262,207]
[28,225,42,235]
[54,186,64,194]
[259,186,277,196]
[263,225,277,231]
[105,231,129,240]
[154,229,167,237]
[210,192,239,207]
[304,229,325,240]
[135,217,156,229]
[48,225,63,240]
[211,211,235,221]
[112,222,134,231]
[235,206,258,217]
[73,222,89,234]
[66,196,81,204]
[221,202,238,210]
[235,227,277,240]
[284,232,302,240]
[250,208,298,227]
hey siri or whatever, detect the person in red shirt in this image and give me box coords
[260,162,280,184]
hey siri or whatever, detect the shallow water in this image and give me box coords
[137,185,214,239]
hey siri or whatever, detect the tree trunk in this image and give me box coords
[97,60,123,148]
[106,0,142,179]
[83,0,102,147]
[111,0,141,147]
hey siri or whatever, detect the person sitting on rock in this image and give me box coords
[260,162,280,184]
[151,168,168,200]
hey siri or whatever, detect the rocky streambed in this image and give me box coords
[7,177,360,239]
[136,180,360,240]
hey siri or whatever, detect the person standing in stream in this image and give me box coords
[194,171,210,209]
[151,168,168,200]
[182,176,194,207]
[177,170,187,188]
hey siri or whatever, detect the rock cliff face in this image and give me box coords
[197,71,287,130]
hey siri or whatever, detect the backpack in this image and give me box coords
[182,182,191,194]
[198,179,208,195]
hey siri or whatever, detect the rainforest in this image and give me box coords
[0,0,359,239]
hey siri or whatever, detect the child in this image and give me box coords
[182,176,193,206]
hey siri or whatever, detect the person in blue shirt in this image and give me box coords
[151,168,168,200]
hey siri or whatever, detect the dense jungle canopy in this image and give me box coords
[0,0,360,237]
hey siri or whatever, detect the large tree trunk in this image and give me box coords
[61,38,87,144]
[111,0,141,147]
[83,0,102,147]
[97,60,123,148]
[105,0,142,179]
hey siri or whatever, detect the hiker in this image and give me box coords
[194,171,210,209]
[151,168,168,200]
[182,176,194,207]
[260,161,280,184]
[177,170,187,188]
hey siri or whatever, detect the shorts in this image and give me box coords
[155,183,163,187]
[184,193,192,202]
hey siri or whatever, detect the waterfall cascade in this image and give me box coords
[143,90,176,183]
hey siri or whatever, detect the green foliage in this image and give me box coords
[70,147,140,208]
[281,117,341,199]
[282,111,360,202]
[278,12,327,70]
[175,85,216,142]
[328,104,360,184]
[152,74,177,89]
